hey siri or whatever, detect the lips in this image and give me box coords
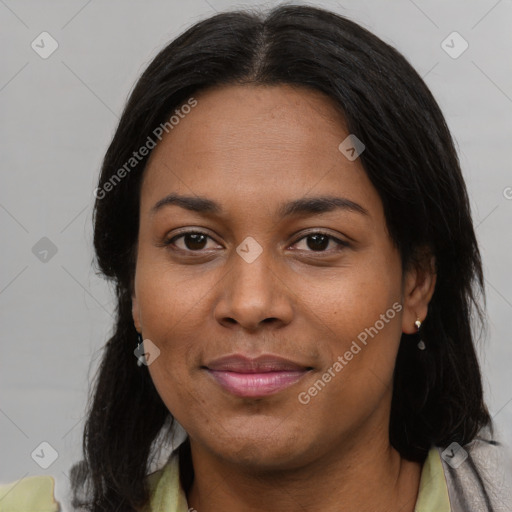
[204,354,312,398]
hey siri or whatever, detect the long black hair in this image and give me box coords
[70,4,491,510]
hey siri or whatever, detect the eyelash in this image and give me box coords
[162,230,349,255]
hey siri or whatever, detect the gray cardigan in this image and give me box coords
[439,427,512,511]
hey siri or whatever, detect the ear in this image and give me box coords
[401,249,437,334]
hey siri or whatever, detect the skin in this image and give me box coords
[131,83,437,511]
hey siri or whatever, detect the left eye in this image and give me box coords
[292,232,348,252]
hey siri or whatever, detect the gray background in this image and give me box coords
[1,0,511,509]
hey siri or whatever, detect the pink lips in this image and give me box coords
[205,354,311,398]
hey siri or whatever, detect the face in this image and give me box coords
[132,84,433,471]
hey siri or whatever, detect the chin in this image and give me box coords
[204,419,316,471]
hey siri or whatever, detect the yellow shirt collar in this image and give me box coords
[414,446,451,511]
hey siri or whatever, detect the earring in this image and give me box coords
[136,332,145,367]
[415,318,426,350]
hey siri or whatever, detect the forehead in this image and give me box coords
[150,83,348,158]
[184,82,348,136]
[140,84,380,219]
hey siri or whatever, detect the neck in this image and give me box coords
[185,426,423,512]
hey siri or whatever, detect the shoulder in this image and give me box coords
[0,475,60,511]
[438,424,512,512]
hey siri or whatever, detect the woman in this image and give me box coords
[1,4,511,511]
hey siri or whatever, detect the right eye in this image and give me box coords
[163,231,222,253]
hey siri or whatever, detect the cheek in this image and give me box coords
[294,297,403,436]
[291,246,403,347]
[134,246,217,339]
[148,358,193,418]
[292,248,403,410]
[144,312,207,423]
[134,262,209,416]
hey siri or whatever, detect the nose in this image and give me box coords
[213,245,294,331]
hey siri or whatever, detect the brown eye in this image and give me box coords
[306,234,330,251]
[164,231,218,252]
[182,233,208,250]
[293,232,349,253]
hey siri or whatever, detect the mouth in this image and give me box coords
[203,354,313,398]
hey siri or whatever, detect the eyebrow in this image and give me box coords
[150,193,369,218]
